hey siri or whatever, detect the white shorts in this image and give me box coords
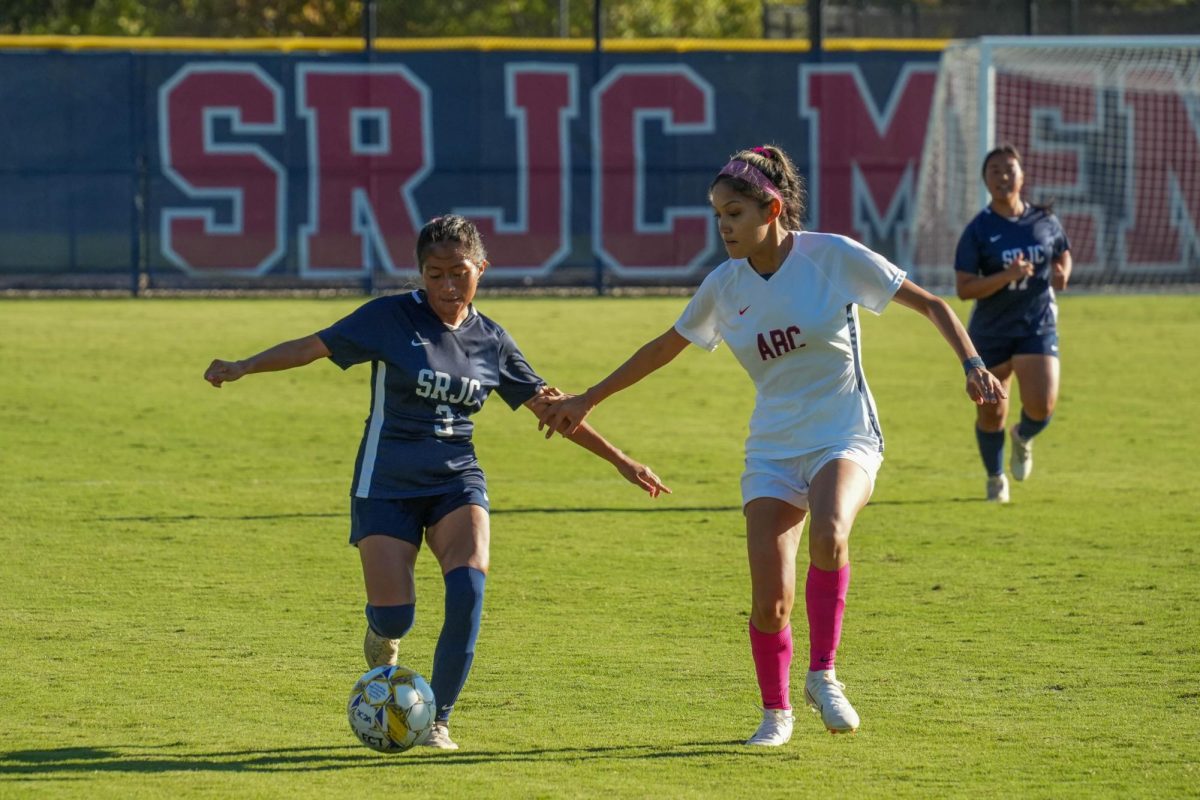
[740,443,883,510]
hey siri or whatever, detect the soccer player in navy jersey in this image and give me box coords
[954,144,1072,503]
[536,145,1005,744]
[204,215,669,750]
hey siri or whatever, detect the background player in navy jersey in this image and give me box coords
[954,144,1072,503]
[536,145,1005,744]
[204,215,669,750]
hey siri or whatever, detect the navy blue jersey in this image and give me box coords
[317,291,544,499]
[954,206,1070,338]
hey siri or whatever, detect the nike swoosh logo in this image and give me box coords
[989,234,1002,242]
[739,306,750,315]
[411,338,430,347]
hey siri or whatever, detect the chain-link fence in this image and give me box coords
[766,1,1200,39]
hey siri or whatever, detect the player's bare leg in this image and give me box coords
[744,498,805,745]
[426,503,490,575]
[1008,354,1059,481]
[358,535,419,667]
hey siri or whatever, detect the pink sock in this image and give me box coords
[806,563,851,672]
[748,621,792,710]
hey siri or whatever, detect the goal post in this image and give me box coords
[912,36,1200,290]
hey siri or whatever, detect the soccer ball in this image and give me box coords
[347,665,436,753]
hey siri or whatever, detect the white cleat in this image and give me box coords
[1010,425,1033,481]
[986,474,1010,503]
[805,670,860,734]
[363,626,399,669]
[745,707,794,746]
[420,721,459,750]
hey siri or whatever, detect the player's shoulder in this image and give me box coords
[702,256,738,280]
[361,289,419,312]
[793,229,867,257]
[464,306,517,344]
[335,290,415,325]
[965,207,996,233]
[792,230,892,276]
[1028,204,1063,226]
[470,305,503,331]
[693,256,742,294]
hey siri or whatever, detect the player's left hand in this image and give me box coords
[536,393,594,439]
[527,385,565,414]
[616,458,671,498]
[966,366,1006,405]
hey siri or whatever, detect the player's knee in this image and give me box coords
[977,407,1006,430]
[1020,405,1053,424]
[752,601,792,632]
[366,603,415,639]
[809,519,850,548]
[808,527,849,565]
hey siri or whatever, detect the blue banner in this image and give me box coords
[0,46,955,287]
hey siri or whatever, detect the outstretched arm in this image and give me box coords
[204,334,331,388]
[891,280,1006,406]
[538,327,690,438]
[524,388,670,498]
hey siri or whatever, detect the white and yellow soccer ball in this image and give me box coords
[347,665,436,753]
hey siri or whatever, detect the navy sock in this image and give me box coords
[431,566,486,722]
[366,603,415,640]
[975,427,1006,476]
[1017,410,1051,441]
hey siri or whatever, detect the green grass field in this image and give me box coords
[1,294,1197,799]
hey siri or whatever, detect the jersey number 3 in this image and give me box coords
[435,404,454,437]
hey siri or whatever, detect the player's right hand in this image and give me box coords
[204,359,247,388]
[1006,252,1035,281]
[616,458,671,498]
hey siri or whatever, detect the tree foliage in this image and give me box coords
[0,0,764,38]
[0,0,1187,38]
[0,0,361,36]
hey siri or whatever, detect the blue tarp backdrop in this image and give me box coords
[15,41,1200,292]
[0,46,944,289]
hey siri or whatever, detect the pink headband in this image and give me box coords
[717,159,782,203]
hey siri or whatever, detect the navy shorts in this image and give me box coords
[349,485,489,548]
[971,329,1059,369]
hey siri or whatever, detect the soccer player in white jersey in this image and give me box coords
[537,145,1005,743]
[954,144,1072,503]
[204,215,669,750]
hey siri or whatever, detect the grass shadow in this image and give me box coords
[100,512,345,522]
[100,506,742,524]
[0,739,755,777]
[99,497,988,525]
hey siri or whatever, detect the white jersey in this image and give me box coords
[675,231,906,459]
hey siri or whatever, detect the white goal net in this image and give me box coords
[912,36,1200,289]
